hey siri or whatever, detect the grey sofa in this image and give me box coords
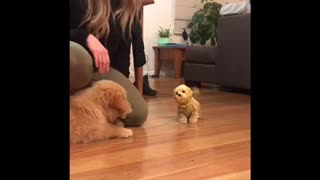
[184,13,251,90]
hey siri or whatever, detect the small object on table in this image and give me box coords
[182,28,189,44]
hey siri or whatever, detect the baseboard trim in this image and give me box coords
[129,70,155,77]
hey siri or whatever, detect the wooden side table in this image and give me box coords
[152,46,187,79]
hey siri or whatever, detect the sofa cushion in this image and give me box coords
[185,46,217,64]
[184,62,217,83]
[219,1,251,16]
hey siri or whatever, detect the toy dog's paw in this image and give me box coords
[179,119,188,124]
[189,118,198,124]
[178,116,188,124]
[189,115,200,124]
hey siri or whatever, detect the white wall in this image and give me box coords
[129,0,246,76]
[173,0,202,44]
[173,0,243,44]
[129,0,176,76]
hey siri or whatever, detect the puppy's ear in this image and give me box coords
[113,92,132,115]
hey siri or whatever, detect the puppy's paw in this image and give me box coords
[120,128,133,138]
[189,118,198,124]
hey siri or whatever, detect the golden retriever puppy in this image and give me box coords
[173,84,200,124]
[70,80,133,144]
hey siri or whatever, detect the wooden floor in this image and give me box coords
[70,77,251,180]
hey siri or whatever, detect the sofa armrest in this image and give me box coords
[185,46,218,64]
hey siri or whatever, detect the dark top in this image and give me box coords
[70,0,146,77]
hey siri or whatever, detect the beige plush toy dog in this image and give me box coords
[173,84,200,123]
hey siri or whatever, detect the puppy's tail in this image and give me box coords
[192,87,201,98]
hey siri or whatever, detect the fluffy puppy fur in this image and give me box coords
[173,84,200,123]
[70,80,133,144]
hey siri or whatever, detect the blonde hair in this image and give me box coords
[81,0,143,41]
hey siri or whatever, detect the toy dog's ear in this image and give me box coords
[173,88,177,96]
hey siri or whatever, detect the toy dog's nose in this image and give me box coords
[177,93,181,97]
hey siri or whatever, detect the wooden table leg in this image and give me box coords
[152,48,161,77]
[174,49,184,79]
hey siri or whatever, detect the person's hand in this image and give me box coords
[142,0,154,6]
[86,34,110,74]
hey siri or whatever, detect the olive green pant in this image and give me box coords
[70,41,148,127]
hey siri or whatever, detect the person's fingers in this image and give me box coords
[97,55,104,74]
[105,53,110,72]
[100,53,108,74]
[93,53,99,68]
[105,63,109,73]
[99,65,103,74]
[103,57,109,73]
[98,53,104,73]
[101,53,107,74]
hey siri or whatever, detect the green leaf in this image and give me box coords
[211,27,216,37]
[210,28,217,46]
[191,10,205,24]
[204,28,212,40]
[203,3,212,14]
[188,0,222,45]
[189,30,200,43]
[202,17,211,26]
[191,22,199,31]
[210,37,216,46]
[200,37,207,45]
[158,26,172,37]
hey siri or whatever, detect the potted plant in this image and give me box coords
[187,0,222,46]
[157,26,172,46]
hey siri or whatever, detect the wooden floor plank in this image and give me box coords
[70,77,251,180]
[72,141,250,180]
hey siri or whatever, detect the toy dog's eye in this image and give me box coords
[182,90,185,93]
[175,92,179,95]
